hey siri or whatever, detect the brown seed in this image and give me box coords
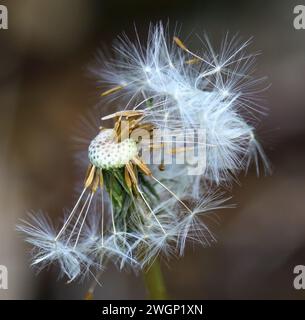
[133,156,152,176]
[100,85,123,97]
[99,170,104,189]
[126,162,138,185]
[159,163,165,171]
[185,58,200,65]
[101,110,144,120]
[84,165,96,189]
[173,36,188,51]
[124,166,132,190]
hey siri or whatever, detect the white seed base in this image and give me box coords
[88,129,138,169]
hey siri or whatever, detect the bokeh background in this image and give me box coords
[1,0,305,299]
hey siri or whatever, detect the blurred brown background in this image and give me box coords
[0,0,305,299]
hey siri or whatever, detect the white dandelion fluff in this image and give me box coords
[17,212,94,280]
[18,22,270,283]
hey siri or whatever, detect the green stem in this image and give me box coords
[143,258,169,299]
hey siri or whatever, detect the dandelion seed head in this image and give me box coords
[18,22,270,283]
[88,129,138,169]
